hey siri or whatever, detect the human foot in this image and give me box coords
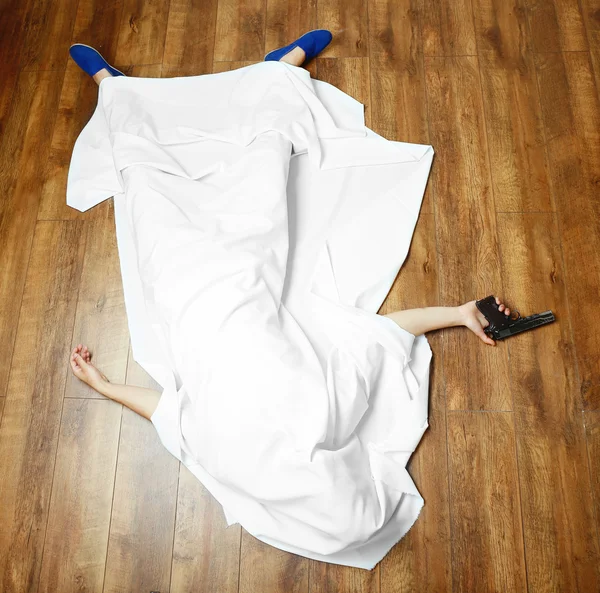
[279,46,307,67]
[69,44,125,85]
[69,344,110,391]
[93,68,113,85]
[459,296,512,346]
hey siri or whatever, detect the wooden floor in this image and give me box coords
[1,0,600,591]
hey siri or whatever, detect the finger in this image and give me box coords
[495,296,500,305]
[505,307,510,316]
[479,330,495,346]
[499,304,505,312]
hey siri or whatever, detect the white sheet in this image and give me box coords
[67,61,434,569]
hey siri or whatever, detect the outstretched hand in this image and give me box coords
[458,296,511,346]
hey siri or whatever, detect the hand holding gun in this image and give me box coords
[475,295,556,341]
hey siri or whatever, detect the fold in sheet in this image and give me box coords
[67,61,434,569]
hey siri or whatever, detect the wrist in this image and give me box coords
[455,304,468,327]
[93,378,111,397]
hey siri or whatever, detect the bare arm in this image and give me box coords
[384,306,463,337]
[383,296,512,346]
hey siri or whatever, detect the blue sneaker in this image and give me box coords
[69,44,125,78]
[264,30,333,65]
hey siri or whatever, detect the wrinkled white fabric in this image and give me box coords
[67,61,434,569]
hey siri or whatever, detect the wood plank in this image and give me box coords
[581,0,600,48]
[585,411,600,553]
[0,0,30,128]
[534,51,600,410]
[171,467,241,593]
[368,0,431,213]
[103,349,179,593]
[65,200,129,399]
[115,0,170,66]
[0,220,85,593]
[424,56,511,410]
[70,0,124,59]
[309,563,378,593]
[316,0,368,57]
[421,0,477,57]
[214,0,266,61]
[239,534,308,593]
[582,0,600,89]
[212,61,256,73]
[162,0,219,77]
[380,216,452,593]
[497,212,600,592]
[37,399,121,593]
[473,0,552,212]
[0,70,63,399]
[316,57,371,127]
[526,0,588,53]
[19,0,79,71]
[0,397,4,424]
[265,0,317,54]
[38,0,124,220]
[447,411,527,593]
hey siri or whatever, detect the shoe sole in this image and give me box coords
[263,29,332,62]
[69,43,126,77]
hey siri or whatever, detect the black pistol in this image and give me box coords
[475,295,556,341]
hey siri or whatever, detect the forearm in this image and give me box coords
[383,306,464,337]
[97,382,162,420]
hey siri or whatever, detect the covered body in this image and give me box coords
[67,62,434,569]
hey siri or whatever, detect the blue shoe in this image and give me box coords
[264,29,333,64]
[69,44,125,78]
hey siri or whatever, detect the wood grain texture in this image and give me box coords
[421,0,477,57]
[317,57,371,126]
[0,70,63,398]
[0,221,85,593]
[163,0,219,77]
[212,61,256,73]
[38,0,124,220]
[497,212,600,592]
[424,56,511,410]
[534,51,600,410]
[448,411,527,593]
[265,0,317,53]
[171,466,241,593]
[19,0,79,71]
[526,0,588,53]
[65,201,129,398]
[309,563,378,593]
[380,216,452,593]
[0,0,29,127]
[103,348,179,593]
[585,411,600,554]
[239,534,309,593]
[368,0,430,212]
[317,0,368,57]
[70,0,124,59]
[103,345,178,593]
[214,0,267,61]
[115,0,170,66]
[473,0,552,213]
[38,399,122,593]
